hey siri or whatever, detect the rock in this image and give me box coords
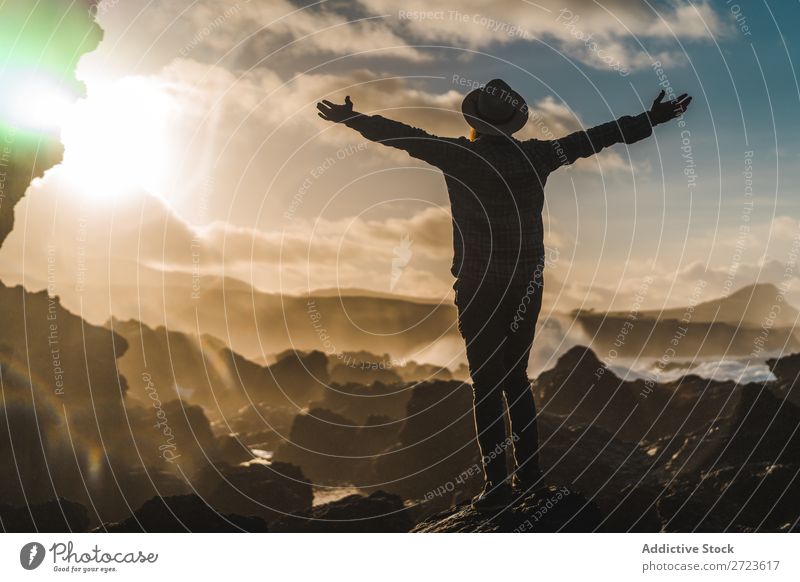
[536,413,663,532]
[658,463,800,532]
[371,380,482,510]
[412,485,601,532]
[329,360,403,387]
[270,490,414,532]
[600,482,664,532]
[665,384,800,476]
[311,380,411,424]
[766,352,800,384]
[272,408,374,485]
[0,0,102,245]
[535,346,740,444]
[192,462,313,523]
[96,494,267,532]
[0,498,89,532]
[86,468,191,525]
[224,402,297,451]
[767,352,800,407]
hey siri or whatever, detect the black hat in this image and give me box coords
[461,78,528,136]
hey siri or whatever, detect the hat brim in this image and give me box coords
[461,87,528,136]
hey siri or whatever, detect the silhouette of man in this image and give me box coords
[318,79,691,511]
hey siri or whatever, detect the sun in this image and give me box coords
[1,68,177,202]
[60,76,176,201]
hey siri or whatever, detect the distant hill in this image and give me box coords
[65,265,462,365]
[110,317,330,416]
[575,283,800,359]
[632,283,798,327]
[308,287,446,305]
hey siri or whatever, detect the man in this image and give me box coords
[317,79,691,511]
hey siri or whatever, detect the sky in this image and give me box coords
[1,0,799,325]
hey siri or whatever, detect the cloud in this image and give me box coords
[87,0,428,78]
[1,0,735,329]
[82,58,637,230]
[7,164,798,332]
[359,0,727,72]
[0,168,459,307]
[88,0,727,84]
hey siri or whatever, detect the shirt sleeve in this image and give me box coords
[342,113,466,168]
[531,112,653,172]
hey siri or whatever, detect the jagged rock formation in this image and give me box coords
[0,0,102,246]
[0,282,133,510]
[535,346,743,444]
[767,352,800,407]
[412,485,601,532]
[664,383,800,476]
[112,318,330,416]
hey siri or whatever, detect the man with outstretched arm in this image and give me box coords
[317,79,691,511]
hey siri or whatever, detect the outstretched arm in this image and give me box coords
[535,90,692,172]
[317,96,462,167]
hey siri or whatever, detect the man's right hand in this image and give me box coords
[317,95,355,123]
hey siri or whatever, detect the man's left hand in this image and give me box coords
[649,90,692,125]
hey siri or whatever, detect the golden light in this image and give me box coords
[60,76,176,201]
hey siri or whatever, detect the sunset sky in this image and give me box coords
[2,0,799,326]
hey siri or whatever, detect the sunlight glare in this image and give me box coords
[0,71,74,133]
[61,76,176,201]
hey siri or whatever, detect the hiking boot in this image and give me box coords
[471,482,513,512]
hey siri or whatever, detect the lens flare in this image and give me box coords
[0,70,75,134]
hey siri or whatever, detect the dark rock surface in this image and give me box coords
[192,462,313,523]
[272,408,376,485]
[270,490,414,532]
[412,485,601,532]
[95,495,268,532]
[535,346,741,444]
[0,498,90,532]
[767,352,800,407]
[658,463,800,532]
[536,413,663,532]
[664,383,800,476]
[371,380,482,511]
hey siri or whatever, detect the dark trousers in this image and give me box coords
[454,267,543,486]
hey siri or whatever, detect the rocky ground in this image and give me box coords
[412,485,600,533]
[3,345,798,532]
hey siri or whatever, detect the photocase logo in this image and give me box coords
[20,542,46,570]
[390,234,413,291]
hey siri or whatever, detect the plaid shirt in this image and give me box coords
[344,111,653,283]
